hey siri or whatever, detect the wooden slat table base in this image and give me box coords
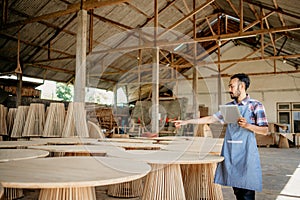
[0,185,3,199]
[4,188,23,200]
[107,178,143,198]
[38,187,96,200]
[142,164,186,200]
[181,163,223,200]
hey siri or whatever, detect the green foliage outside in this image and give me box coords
[56,83,73,101]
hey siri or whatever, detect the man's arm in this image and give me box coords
[238,117,269,135]
[173,115,219,128]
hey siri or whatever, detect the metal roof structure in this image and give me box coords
[0,0,299,102]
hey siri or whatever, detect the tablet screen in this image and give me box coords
[219,105,241,123]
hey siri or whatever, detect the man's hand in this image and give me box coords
[238,117,248,128]
[172,120,187,128]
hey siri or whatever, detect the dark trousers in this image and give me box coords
[233,187,255,200]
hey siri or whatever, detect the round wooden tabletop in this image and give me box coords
[98,138,156,143]
[0,149,49,162]
[30,137,98,145]
[161,137,223,153]
[107,150,224,165]
[95,141,164,150]
[0,156,151,189]
[28,144,124,154]
[0,140,48,149]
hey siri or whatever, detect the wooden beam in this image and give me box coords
[273,0,286,26]
[206,17,216,35]
[29,56,76,64]
[239,0,243,32]
[3,0,131,29]
[260,8,265,58]
[89,9,94,54]
[221,35,285,72]
[27,63,75,74]
[226,0,240,18]
[158,0,215,37]
[185,69,300,81]
[0,32,74,56]
[1,0,8,26]
[200,53,300,65]
[244,0,300,20]
[152,0,159,134]
[195,24,300,42]
[262,10,276,55]
[90,24,300,54]
[74,9,87,103]
[248,3,259,20]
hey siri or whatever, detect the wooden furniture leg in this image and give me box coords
[107,178,143,198]
[181,163,223,200]
[4,188,23,200]
[38,187,96,200]
[142,163,186,200]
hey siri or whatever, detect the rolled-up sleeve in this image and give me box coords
[254,103,268,127]
[213,111,225,124]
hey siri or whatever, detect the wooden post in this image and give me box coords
[16,73,22,107]
[192,0,198,119]
[151,0,159,134]
[152,47,159,134]
[74,9,87,103]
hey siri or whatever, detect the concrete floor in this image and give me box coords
[21,147,300,200]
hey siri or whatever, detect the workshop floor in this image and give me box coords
[20,147,300,200]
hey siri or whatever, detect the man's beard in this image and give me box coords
[230,90,241,100]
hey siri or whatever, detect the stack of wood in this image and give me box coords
[0,104,7,136]
[62,102,89,138]
[43,103,65,137]
[7,108,17,137]
[22,103,45,137]
[95,107,117,131]
[11,106,29,138]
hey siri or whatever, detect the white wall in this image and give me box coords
[174,42,300,123]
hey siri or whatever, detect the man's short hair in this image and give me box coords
[230,73,250,90]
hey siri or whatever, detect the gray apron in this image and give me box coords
[214,104,262,191]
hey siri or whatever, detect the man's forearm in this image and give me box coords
[185,116,219,124]
[245,124,269,135]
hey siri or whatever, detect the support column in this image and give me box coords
[16,73,22,107]
[74,9,87,102]
[151,0,159,134]
[151,47,159,134]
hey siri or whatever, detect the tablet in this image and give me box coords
[219,105,241,123]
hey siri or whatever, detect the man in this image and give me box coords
[174,73,269,200]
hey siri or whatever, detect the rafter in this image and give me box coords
[226,0,240,18]
[200,53,300,65]
[221,35,285,72]
[244,0,300,20]
[2,0,131,29]
[158,0,215,37]
[0,32,74,56]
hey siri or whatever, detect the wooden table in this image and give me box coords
[95,141,164,150]
[0,156,151,200]
[107,150,224,200]
[0,149,49,162]
[0,140,47,149]
[28,144,124,157]
[30,137,98,145]
[0,149,49,200]
[0,183,3,199]
[161,137,223,155]
[98,138,156,143]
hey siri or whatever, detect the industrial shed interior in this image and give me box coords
[0,0,299,200]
